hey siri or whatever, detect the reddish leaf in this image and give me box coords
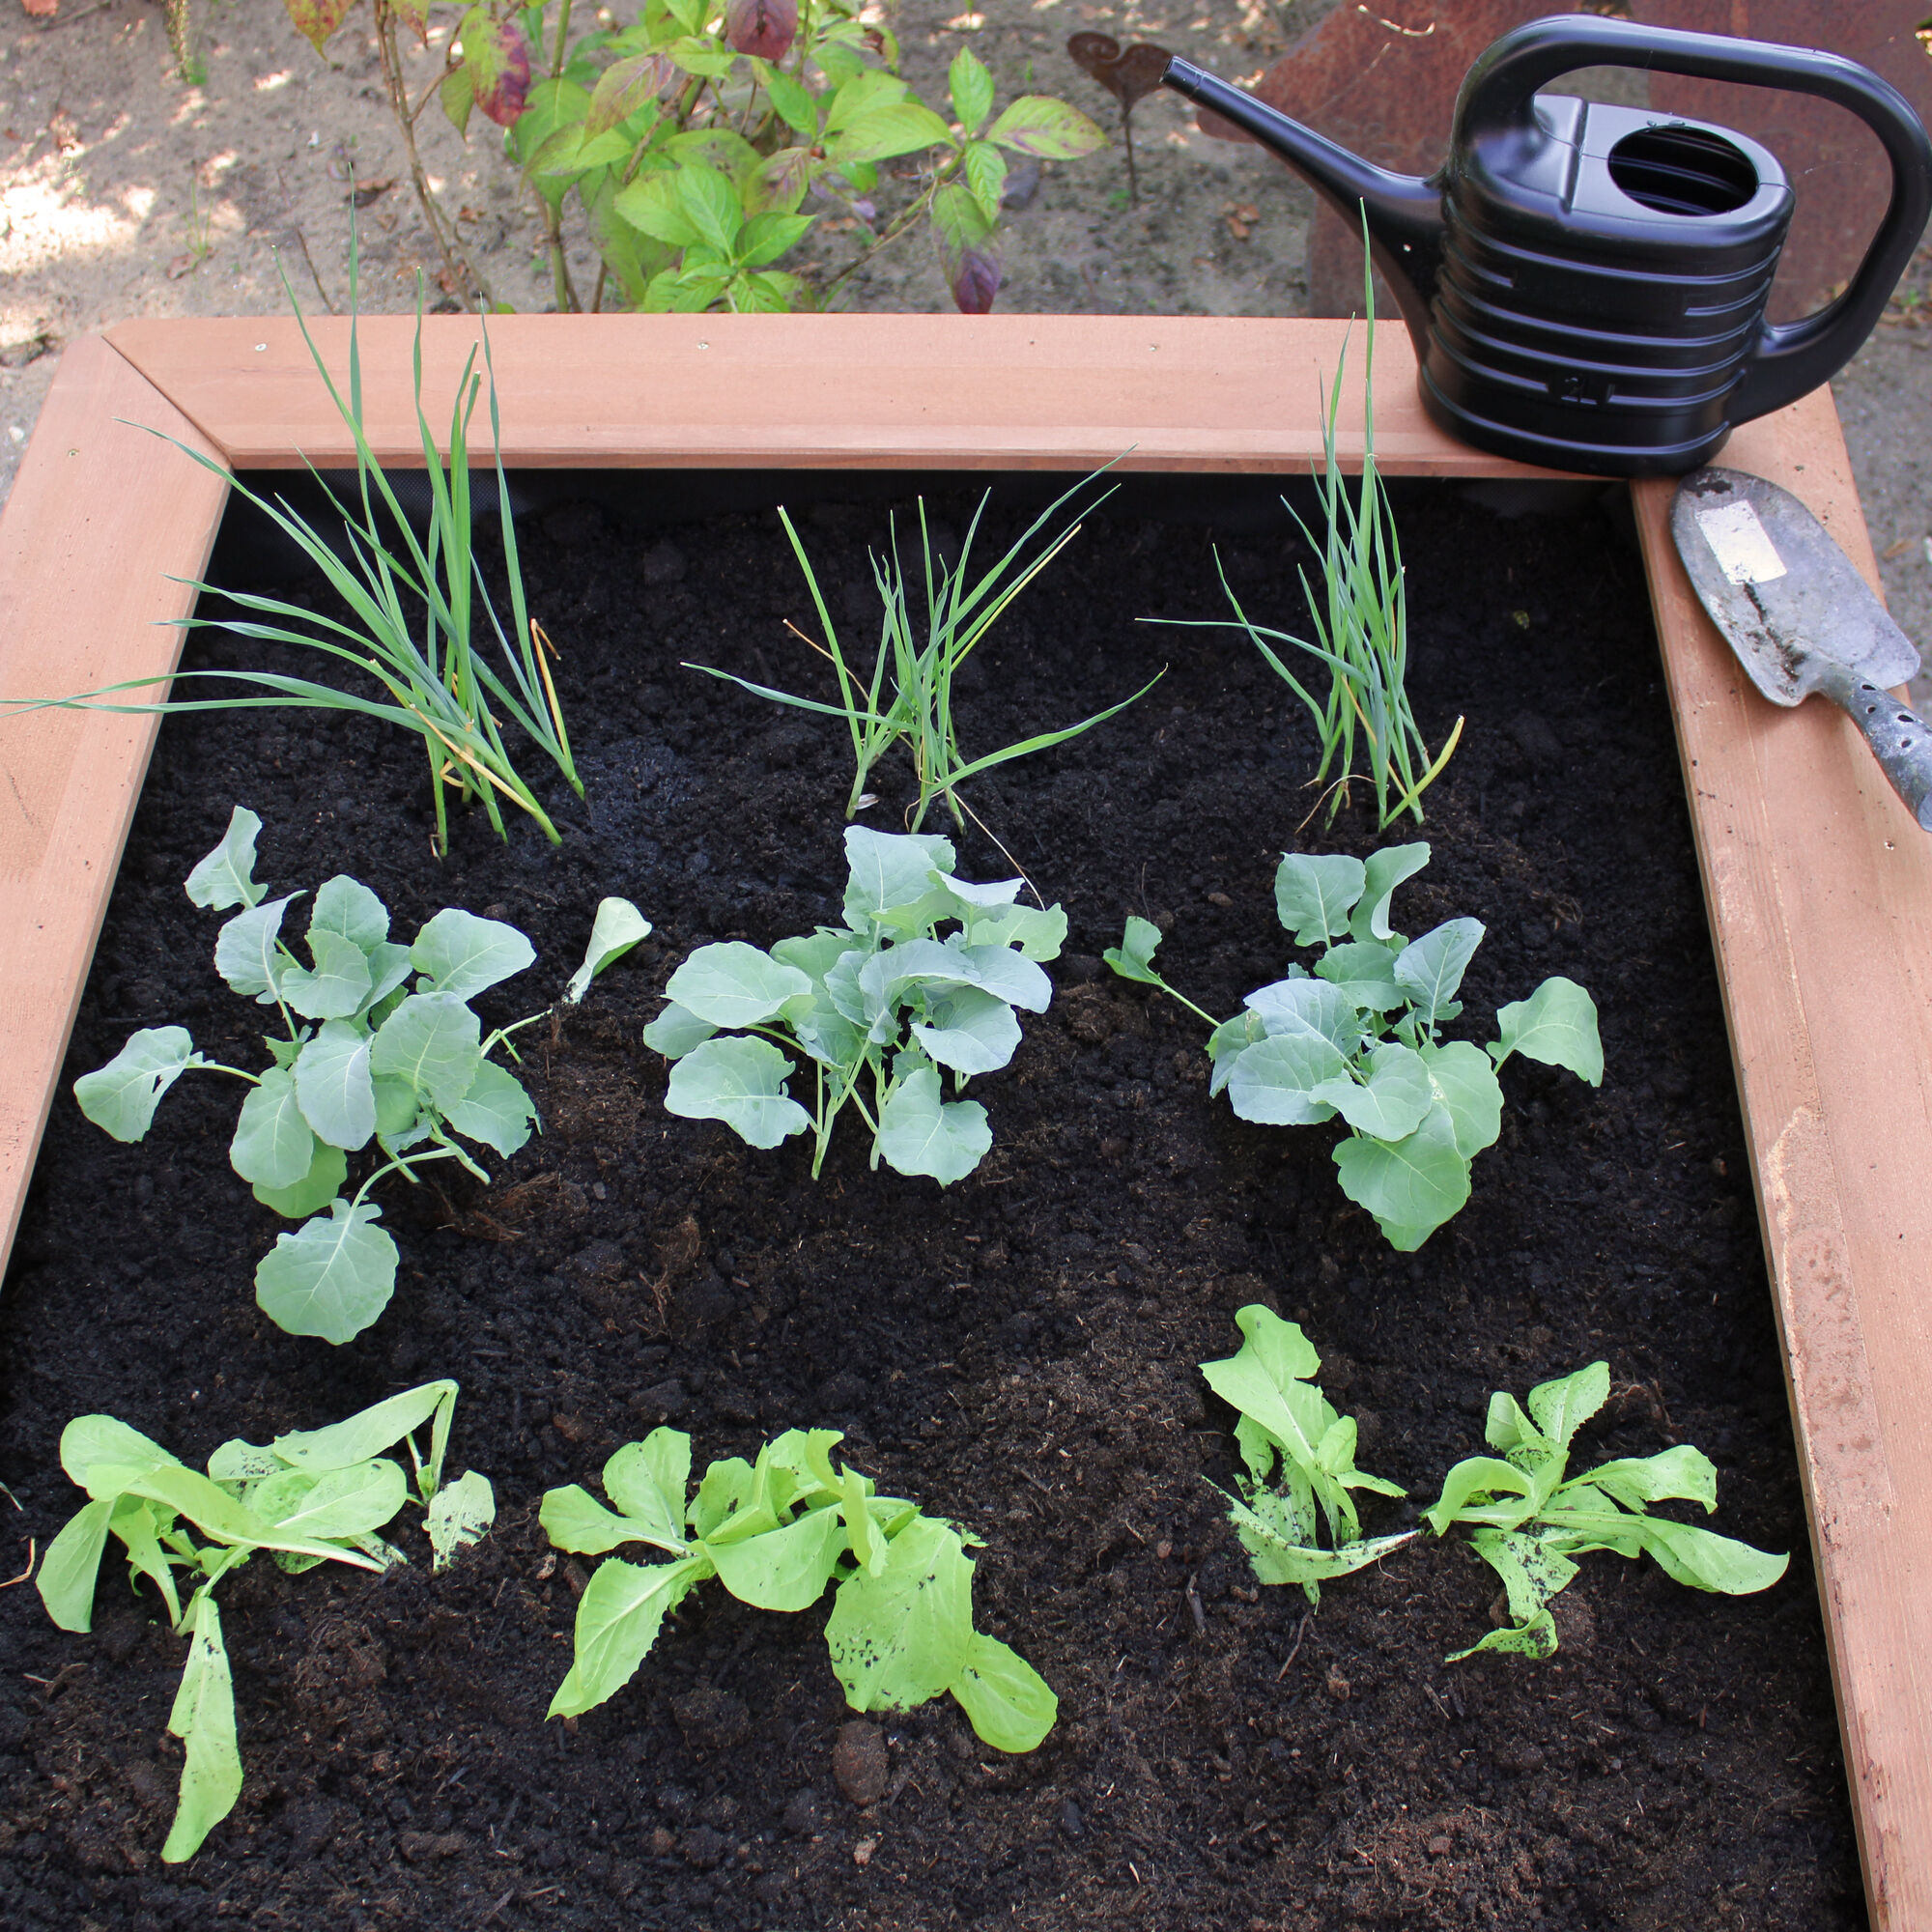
[585,52,677,138]
[282,0,356,53]
[949,246,1001,315]
[461,6,532,128]
[1066,33,1171,108]
[389,0,432,39]
[725,0,797,63]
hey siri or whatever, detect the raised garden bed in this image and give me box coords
[0,319,1926,1930]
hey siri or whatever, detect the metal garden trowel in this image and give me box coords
[1671,466,1932,832]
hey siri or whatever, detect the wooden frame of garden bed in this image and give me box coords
[0,315,1922,1922]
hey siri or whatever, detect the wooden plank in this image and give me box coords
[104,314,1574,479]
[0,338,230,1272]
[1634,392,1932,1932]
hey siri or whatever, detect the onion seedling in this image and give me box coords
[1107,842,1602,1249]
[686,469,1160,834]
[1,236,579,855]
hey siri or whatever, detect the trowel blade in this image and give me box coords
[1669,467,1919,707]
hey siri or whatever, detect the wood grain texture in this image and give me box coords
[103,314,1576,478]
[0,337,230,1272]
[1634,390,1932,1932]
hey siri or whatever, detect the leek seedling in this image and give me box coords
[686,468,1161,836]
[1,237,580,855]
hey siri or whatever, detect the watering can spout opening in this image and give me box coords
[1158,54,1444,349]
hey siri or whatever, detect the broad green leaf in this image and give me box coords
[37,1498,113,1632]
[666,1036,810,1149]
[823,67,909,131]
[371,1073,418,1139]
[827,100,952,165]
[254,1200,397,1345]
[161,1593,242,1862]
[740,210,813,268]
[949,46,995,136]
[1525,1362,1610,1451]
[1422,1455,1540,1536]
[74,1028,202,1142]
[642,1001,719,1060]
[1632,1518,1788,1595]
[676,161,744,255]
[185,808,266,910]
[960,943,1053,1014]
[1274,853,1364,945]
[1394,918,1484,1028]
[214,893,301,1005]
[1420,1038,1504,1158]
[1314,940,1404,1012]
[687,1456,755,1539]
[309,874,389,953]
[666,942,811,1028]
[1315,1040,1435,1142]
[1207,1010,1264,1095]
[370,993,484,1110]
[253,1459,408,1541]
[1332,1102,1472,1250]
[442,1061,536,1157]
[230,1067,319,1189]
[280,928,373,1021]
[1350,842,1430,943]
[61,1415,181,1498]
[950,1633,1056,1752]
[272,1381,457,1483]
[1225,1033,1347,1126]
[1448,1607,1558,1662]
[542,1485,667,1556]
[549,1553,710,1718]
[440,61,475,137]
[844,826,956,924]
[603,1430,693,1547]
[585,52,673,136]
[411,909,535,1001]
[1467,1524,1579,1630]
[706,1504,847,1611]
[359,941,414,1014]
[565,897,653,1003]
[969,901,1066,961]
[614,168,701,247]
[1245,976,1362,1053]
[667,35,737,79]
[427,1470,496,1574]
[294,1018,378,1151]
[1491,976,1603,1085]
[1227,1492,1414,1592]
[109,1495,184,1627]
[985,94,1106,159]
[911,984,1021,1075]
[825,1515,975,1713]
[1584,1445,1718,1513]
[762,64,819,137]
[875,1062,991,1183]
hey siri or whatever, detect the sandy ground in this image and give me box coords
[2,0,1928,659]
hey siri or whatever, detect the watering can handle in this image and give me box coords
[1459,15,1932,422]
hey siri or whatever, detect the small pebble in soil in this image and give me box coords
[833,1720,890,1806]
[1061,1800,1084,1838]
[783,1787,823,1835]
[853,1836,877,1867]
[1326,1669,1351,1702]
[1429,1834,1454,1858]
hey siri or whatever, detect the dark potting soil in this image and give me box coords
[0,468,1861,1932]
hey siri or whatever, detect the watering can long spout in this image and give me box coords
[1161,55,1444,348]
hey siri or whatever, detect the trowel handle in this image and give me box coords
[1814,661,1932,833]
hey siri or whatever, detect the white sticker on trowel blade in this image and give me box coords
[1696,499,1787,585]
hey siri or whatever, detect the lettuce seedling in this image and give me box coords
[75,809,545,1344]
[645,825,1065,1183]
[541,1425,1056,1753]
[1107,842,1603,1248]
[37,1381,494,1862]
[1423,1360,1787,1661]
[1201,1304,1413,1601]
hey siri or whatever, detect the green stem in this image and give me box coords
[199,1062,264,1085]
[351,1144,461,1209]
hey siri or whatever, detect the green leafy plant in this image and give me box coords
[562,895,654,1004]
[37,1381,493,1862]
[1423,1361,1788,1661]
[288,2,1104,314]
[2,249,579,855]
[645,826,1064,1182]
[541,1423,1056,1751]
[688,471,1159,834]
[1107,842,1602,1249]
[1169,228,1458,829]
[1202,1305,1413,1601]
[74,810,544,1343]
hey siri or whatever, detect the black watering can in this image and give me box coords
[1163,14,1932,477]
